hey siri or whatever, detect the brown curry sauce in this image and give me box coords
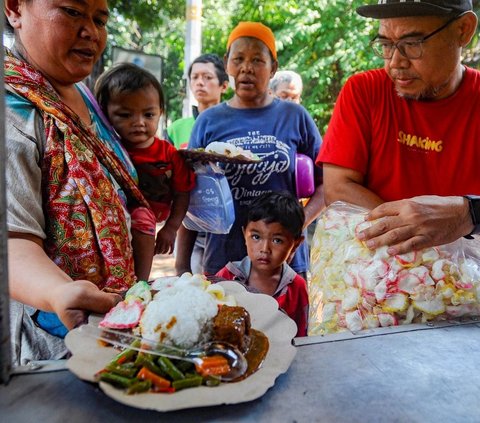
[212,305,269,381]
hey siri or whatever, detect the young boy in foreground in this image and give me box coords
[216,192,309,337]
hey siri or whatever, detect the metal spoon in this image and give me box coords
[77,324,247,382]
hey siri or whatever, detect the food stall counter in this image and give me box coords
[2,322,480,423]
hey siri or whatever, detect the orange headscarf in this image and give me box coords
[226,22,277,60]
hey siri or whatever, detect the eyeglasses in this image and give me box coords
[370,12,467,60]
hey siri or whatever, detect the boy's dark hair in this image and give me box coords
[247,192,305,239]
[187,53,229,85]
[95,63,165,114]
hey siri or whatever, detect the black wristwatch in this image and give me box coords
[463,195,480,238]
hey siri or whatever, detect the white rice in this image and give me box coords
[206,141,255,159]
[140,285,218,349]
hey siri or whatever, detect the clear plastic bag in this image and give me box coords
[182,163,235,234]
[308,201,480,335]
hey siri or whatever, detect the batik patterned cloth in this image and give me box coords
[5,48,149,292]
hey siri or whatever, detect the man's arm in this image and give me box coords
[358,196,474,255]
[323,163,384,209]
[303,183,324,228]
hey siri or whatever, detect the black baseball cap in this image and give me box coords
[357,0,473,19]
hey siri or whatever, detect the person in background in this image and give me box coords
[216,192,309,337]
[269,70,303,104]
[270,69,321,252]
[177,21,324,280]
[95,63,196,281]
[317,0,480,255]
[5,0,139,364]
[167,54,229,150]
[169,54,229,275]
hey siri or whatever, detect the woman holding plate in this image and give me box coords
[177,22,323,282]
[5,0,147,365]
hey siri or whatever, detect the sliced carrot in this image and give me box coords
[195,355,231,376]
[198,355,230,367]
[137,366,171,389]
[198,364,231,376]
[116,355,128,365]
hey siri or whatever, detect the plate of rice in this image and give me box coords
[179,141,261,164]
[65,279,297,411]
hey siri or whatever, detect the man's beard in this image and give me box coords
[395,81,447,101]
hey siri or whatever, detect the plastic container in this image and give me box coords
[295,154,315,198]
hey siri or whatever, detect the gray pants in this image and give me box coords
[9,301,68,366]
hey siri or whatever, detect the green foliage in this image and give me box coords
[104,3,185,122]
[207,0,379,131]
[273,0,379,132]
[105,0,480,132]
[108,0,183,30]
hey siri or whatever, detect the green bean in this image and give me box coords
[172,375,203,390]
[156,345,183,355]
[184,372,199,378]
[134,351,153,365]
[203,375,222,387]
[126,380,152,395]
[105,362,138,378]
[135,353,167,377]
[112,339,141,364]
[157,356,185,381]
[174,359,195,374]
[98,371,136,389]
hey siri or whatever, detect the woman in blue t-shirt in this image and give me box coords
[178,22,324,278]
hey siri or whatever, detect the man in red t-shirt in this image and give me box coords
[317,0,480,255]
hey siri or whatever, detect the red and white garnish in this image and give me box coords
[99,300,144,329]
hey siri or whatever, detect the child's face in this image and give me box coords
[106,85,162,149]
[243,219,302,274]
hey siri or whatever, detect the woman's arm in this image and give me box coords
[8,233,121,329]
